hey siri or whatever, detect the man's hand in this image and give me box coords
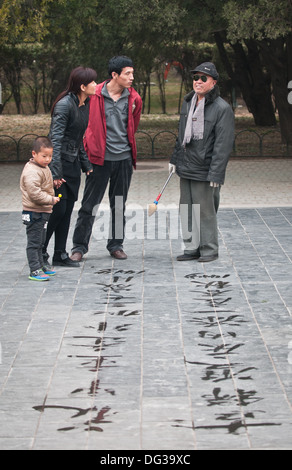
[210,181,220,188]
[169,163,176,174]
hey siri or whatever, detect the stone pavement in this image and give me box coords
[0,158,292,450]
[1,158,292,211]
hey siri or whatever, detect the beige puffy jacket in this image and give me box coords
[20,159,55,213]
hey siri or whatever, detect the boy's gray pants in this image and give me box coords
[24,212,50,272]
[179,178,220,257]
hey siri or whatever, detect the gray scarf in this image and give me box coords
[182,93,205,147]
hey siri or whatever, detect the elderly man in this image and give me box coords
[170,62,234,262]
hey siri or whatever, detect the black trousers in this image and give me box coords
[43,197,75,254]
[44,158,81,255]
[72,158,133,255]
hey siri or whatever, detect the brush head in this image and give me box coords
[148,172,173,217]
[148,202,158,217]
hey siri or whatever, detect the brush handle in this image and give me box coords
[154,172,173,202]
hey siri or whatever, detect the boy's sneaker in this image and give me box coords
[29,269,50,282]
[42,264,56,276]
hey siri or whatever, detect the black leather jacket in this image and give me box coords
[49,92,93,180]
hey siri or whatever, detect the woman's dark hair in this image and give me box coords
[51,66,97,115]
[108,56,133,77]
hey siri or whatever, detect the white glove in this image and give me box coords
[169,163,176,174]
[210,181,220,188]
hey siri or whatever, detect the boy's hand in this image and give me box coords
[53,197,60,205]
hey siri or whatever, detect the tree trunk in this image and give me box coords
[3,62,22,114]
[147,73,151,114]
[214,32,276,126]
[178,77,183,113]
[259,34,292,147]
[141,83,147,115]
[156,69,166,114]
[0,91,12,115]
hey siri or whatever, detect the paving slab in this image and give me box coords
[0,159,292,450]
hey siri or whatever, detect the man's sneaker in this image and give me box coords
[29,269,50,282]
[42,265,56,276]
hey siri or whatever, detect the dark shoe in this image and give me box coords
[198,254,218,263]
[70,251,83,262]
[53,251,80,267]
[110,250,128,260]
[176,252,200,261]
[42,251,50,263]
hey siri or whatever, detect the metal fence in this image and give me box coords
[0,129,291,162]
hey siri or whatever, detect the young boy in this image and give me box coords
[20,136,60,281]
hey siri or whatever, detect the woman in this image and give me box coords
[43,66,97,267]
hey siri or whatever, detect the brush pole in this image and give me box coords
[153,172,173,203]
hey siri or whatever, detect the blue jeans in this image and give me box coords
[72,158,133,255]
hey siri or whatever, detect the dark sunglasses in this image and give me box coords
[193,74,208,82]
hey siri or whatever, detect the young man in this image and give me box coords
[169,62,234,262]
[70,56,142,261]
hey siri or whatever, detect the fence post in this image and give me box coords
[17,134,38,161]
[259,134,263,156]
[152,131,177,158]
